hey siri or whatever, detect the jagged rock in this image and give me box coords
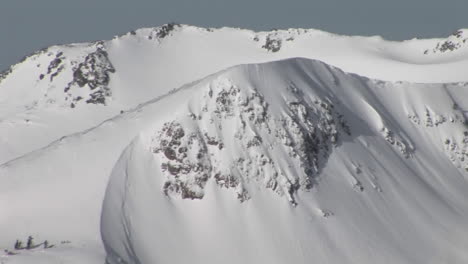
[424,30,468,54]
[149,77,352,204]
[262,35,282,52]
[64,44,115,106]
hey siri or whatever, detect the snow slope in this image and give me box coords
[2,57,468,263]
[100,58,468,264]
[2,25,468,263]
[1,24,468,164]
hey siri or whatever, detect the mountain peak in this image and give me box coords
[99,57,468,264]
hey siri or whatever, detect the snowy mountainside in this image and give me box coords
[2,24,468,165]
[2,24,468,264]
[147,73,351,204]
[100,58,468,264]
[2,58,467,263]
[0,41,113,114]
[0,41,120,164]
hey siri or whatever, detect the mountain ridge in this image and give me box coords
[2,24,468,165]
[0,56,419,168]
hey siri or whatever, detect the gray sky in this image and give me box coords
[1,0,467,70]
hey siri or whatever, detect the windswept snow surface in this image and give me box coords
[1,25,468,264]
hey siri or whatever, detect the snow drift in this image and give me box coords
[101,58,468,264]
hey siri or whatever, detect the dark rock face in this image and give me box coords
[33,50,67,84]
[150,78,352,205]
[254,29,307,53]
[148,23,181,40]
[152,122,211,200]
[262,36,282,52]
[438,41,458,53]
[156,23,179,39]
[280,98,351,191]
[47,52,65,81]
[424,30,468,54]
[65,43,115,106]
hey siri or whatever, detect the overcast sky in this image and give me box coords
[1,0,467,70]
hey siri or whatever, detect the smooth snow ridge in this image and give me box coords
[100,58,468,264]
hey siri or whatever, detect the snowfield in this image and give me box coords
[1,25,468,264]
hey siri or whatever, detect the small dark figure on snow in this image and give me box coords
[26,236,34,249]
[43,240,54,249]
[14,240,23,250]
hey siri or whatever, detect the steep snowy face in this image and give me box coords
[101,58,468,264]
[148,73,350,205]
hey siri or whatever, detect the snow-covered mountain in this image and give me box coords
[102,58,468,264]
[1,25,468,264]
[2,24,468,164]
